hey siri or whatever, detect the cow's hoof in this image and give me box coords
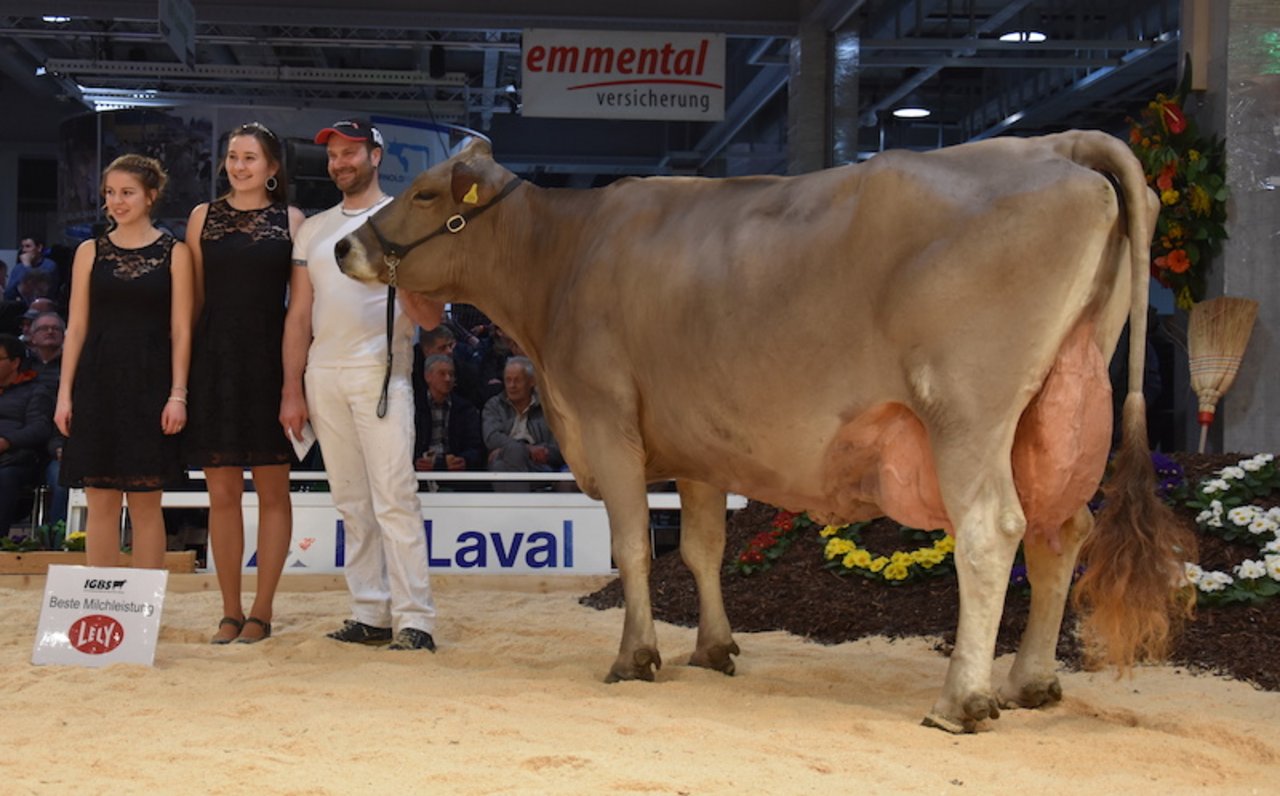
[603,647,662,683]
[922,694,1000,734]
[688,641,740,675]
[999,677,1063,710]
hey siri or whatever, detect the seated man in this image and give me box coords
[482,356,563,492]
[413,354,485,482]
[0,334,54,535]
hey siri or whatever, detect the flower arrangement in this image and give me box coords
[819,522,954,584]
[1127,63,1228,310]
[732,510,813,575]
[1182,453,1280,605]
[63,531,87,552]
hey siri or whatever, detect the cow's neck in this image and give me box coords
[452,184,598,373]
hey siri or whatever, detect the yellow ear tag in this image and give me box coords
[462,183,479,205]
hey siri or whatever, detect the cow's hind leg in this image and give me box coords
[1000,506,1091,709]
[923,443,1025,734]
[677,480,739,675]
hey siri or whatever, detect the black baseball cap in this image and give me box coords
[314,119,385,148]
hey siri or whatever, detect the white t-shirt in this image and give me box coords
[292,197,414,372]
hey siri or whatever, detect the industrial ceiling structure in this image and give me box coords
[0,0,1182,179]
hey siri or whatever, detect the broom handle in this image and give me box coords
[1198,423,1209,455]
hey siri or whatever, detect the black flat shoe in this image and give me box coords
[237,616,272,644]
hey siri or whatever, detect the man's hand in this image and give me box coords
[413,455,434,472]
[445,454,467,471]
[529,445,550,466]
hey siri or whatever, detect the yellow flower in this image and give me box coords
[819,524,841,538]
[824,538,855,560]
[1167,223,1184,240]
[1190,184,1211,216]
[1160,189,1180,206]
[934,536,956,554]
[843,549,872,569]
[869,557,889,573]
[890,551,913,565]
[1189,149,1200,162]
[883,562,910,581]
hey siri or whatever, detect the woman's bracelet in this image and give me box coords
[167,396,188,405]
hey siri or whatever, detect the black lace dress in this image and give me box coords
[185,200,293,467]
[60,233,184,491]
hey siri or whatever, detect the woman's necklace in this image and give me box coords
[340,194,391,217]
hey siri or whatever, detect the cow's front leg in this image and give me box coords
[924,449,1025,733]
[677,480,739,675]
[999,506,1091,710]
[586,425,662,683]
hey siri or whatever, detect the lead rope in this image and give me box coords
[376,257,399,418]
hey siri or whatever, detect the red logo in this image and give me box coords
[298,537,315,551]
[68,615,125,655]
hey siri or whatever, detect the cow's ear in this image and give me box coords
[451,162,484,205]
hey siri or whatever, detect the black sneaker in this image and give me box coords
[326,620,393,646]
[387,627,437,652]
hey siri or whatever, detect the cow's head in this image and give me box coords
[335,137,520,294]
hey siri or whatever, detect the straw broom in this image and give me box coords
[1188,296,1259,453]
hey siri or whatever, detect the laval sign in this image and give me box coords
[521,29,725,121]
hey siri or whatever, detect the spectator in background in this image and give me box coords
[26,311,64,387]
[4,235,57,301]
[414,354,484,479]
[482,356,563,493]
[415,324,484,410]
[26,312,67,528]
[0,334,54,536]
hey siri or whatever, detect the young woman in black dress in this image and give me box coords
[185,123,305,644]
[56,154,195,568]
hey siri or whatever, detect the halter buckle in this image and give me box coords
[446,214,467,233]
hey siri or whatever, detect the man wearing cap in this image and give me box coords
[280,118,443,652]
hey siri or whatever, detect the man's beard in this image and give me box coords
[334,166,375,196]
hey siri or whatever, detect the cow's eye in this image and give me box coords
[414,190,438,202]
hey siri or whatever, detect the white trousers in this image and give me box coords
[305,365,436,633]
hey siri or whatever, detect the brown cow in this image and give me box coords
[334,131,1194,733]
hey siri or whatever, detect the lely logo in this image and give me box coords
[83,578,127,592]
[68,615,125,655]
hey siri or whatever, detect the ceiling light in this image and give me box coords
[892,106,931,119]
[42,16,72,24]
[999,31,1047,43]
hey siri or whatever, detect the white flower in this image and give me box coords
[1234,559,1267,580]
[1198,571,1234,592]
[1242,459,1263,472]
[1228,506,1260,526]
[1220,466,1246,481]
[1268,507,1280,522]
[1266,538,1280,554]
[1255,453,1274,464]
[1196,509,1214,525]
[1183,562,1204,585]
[1201,479,1231,495]
[1248,517,1278,536]
[1266,555,1280,582]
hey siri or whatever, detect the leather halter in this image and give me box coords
[362,176,522,417]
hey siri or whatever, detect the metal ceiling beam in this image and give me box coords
[45,58,468,87]
[859,0,1039,126]
[966,34,1177,139]
[692,63,789,168]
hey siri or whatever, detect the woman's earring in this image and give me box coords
[265,175,279,192]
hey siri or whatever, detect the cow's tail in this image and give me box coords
[1059,131,1198,671]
